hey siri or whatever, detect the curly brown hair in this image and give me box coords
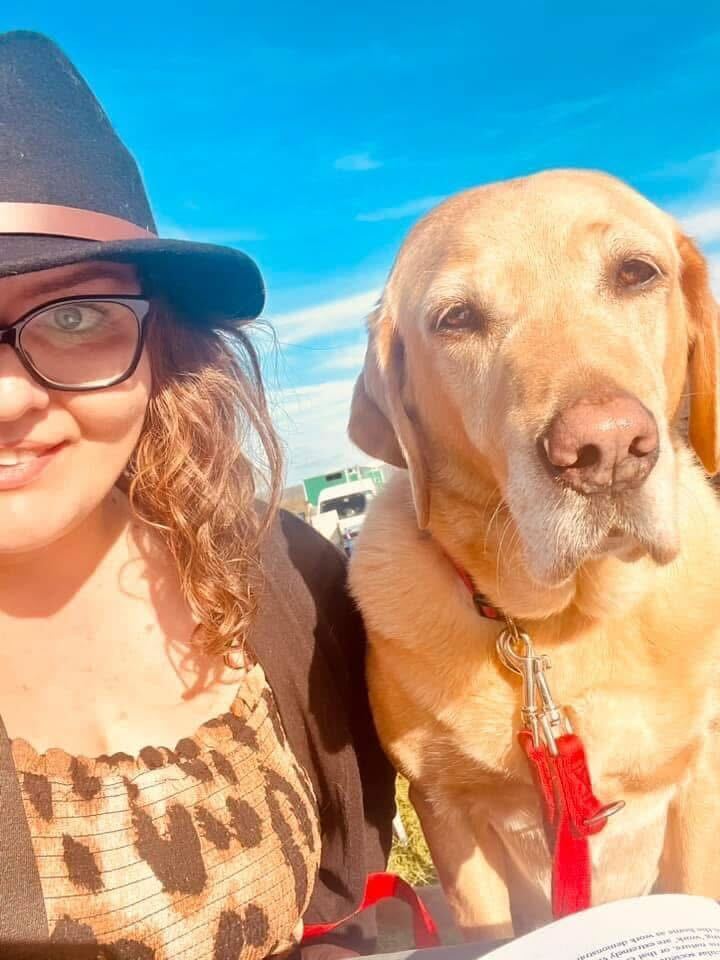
[126,304,283,659]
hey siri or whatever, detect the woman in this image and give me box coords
[0,31,394,959]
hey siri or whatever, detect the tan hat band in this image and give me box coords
[0,202,157,241]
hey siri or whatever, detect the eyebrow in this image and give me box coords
[421,281,476,316]
[17,263,137,298]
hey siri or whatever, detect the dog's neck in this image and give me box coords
[426,479,660,627]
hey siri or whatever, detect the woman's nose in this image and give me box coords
[0,345,49,420]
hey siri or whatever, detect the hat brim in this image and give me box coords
[0,235,265,325]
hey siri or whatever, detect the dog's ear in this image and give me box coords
[348,303,430,527]
[678,234,720,474]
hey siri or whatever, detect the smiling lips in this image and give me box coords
[0,442,65,489]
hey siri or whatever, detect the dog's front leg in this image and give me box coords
[409,784,514,943]
[657,732,720,897]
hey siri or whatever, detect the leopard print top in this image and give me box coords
[10,663,321,959]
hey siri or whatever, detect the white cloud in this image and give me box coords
[335,152,382,172]
[271,378,378,483]
[268,288,381,344]
[680,206,720,245]
[645,149,720,181]
[709,251,720,295]
[321,342,367,373]
[156,221,264,244]
[356,194,446,223]
[523,95,608,126]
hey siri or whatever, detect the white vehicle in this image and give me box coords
[308,509,344,550]
[312,479,377,554]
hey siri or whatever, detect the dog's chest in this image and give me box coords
[423,636,707,807]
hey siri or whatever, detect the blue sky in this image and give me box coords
[3,4,720,482]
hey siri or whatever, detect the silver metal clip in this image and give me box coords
[584,801,625,826]
[497,619,625,827]
[496,622,571,756]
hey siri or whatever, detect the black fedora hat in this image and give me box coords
[0,31,264,325]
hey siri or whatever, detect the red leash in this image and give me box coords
[449,553,623,919]
[302,872,440,948]
[518,731,617,916]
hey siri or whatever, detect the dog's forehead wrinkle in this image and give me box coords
[403,173,677,290]
[417,280,485,324]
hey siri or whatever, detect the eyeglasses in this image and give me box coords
[0,296,151,391]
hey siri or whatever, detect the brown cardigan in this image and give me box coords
[250,511,396,952]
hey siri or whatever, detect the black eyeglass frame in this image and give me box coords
[0,295,151,392]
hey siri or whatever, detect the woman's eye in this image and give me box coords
[50,305,103,332]
[54,306,85,330]
[435,305,478,332]
[616,259,660,290]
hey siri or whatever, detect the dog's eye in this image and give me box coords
[434,305,479,333]
[616,258,659,289]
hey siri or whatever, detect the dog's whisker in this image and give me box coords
[485,498,509,552]
[477,487,505,554]
[494,514,517,597]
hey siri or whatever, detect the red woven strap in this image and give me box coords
[302,872,441,949]
[519,731,608,918]
[444,554,503,620]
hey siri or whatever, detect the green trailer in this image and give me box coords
[302,465,385,508]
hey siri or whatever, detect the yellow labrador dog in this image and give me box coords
[347,170,720,942]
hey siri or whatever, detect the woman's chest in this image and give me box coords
[0,595,246,757]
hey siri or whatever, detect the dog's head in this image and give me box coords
[349,170,719,588]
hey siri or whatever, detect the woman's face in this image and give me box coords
[0,261,151,554]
